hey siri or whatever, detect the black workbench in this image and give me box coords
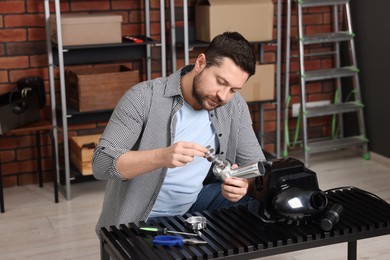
[100,187,390,259]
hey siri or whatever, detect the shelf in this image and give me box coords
[52,38,158,66]
[56,108,113,126]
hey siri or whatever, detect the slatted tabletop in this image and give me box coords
[100,187,390,259]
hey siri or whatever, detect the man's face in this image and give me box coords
[192,57,249,111]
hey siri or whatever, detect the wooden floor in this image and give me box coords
[0,149,389,259]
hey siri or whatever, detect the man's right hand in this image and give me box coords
[162,141,208,168]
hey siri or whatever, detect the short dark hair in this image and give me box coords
[203,32,256,77]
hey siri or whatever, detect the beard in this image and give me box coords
[192,72,223,111]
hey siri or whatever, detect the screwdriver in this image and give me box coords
[139,227,198,236]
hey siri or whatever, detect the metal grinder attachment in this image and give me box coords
[204,145,266,180]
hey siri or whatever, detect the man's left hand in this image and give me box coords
[221,177,249,202]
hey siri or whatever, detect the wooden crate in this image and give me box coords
[65,65,139,112]
[69,134,101,176]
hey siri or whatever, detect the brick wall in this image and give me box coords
[0,0,334,188]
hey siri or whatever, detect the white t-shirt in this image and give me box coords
[150,101,217,217]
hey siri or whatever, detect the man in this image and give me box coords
[93,31,266,232]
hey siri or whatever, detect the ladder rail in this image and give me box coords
[334,4,344,138]
[345,2,368,153]
[298,3,311,164]
[283,0,293,157]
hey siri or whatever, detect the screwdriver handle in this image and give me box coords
[139,227,168,234]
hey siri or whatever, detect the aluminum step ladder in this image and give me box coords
[283,0,369,165]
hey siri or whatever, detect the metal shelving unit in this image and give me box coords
[44,0,166,200]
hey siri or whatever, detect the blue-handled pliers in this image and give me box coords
[152,235,207,246]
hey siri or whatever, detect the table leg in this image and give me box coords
[0,160,4,213]
[0,136,4,213]
[47,131,59,203]
[36,131,43,187]
[348,240,357,260]
[100,238,110,260]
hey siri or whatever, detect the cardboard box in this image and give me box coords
[50,13,122,46]
[66,65,139,112]
[0,93,40,134]
[195,0,274,42]
[240,64,275,102]
[69,134,101,176]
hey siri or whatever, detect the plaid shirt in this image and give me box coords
[93,66,265,232]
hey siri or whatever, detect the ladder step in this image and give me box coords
[299,0,349,8]
[302,32,354,45]
[308,136,367,154]
[303,66,358,81]
[306,102,363,117]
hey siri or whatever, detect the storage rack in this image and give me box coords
[44,0,167,200]
[169,0,282,157]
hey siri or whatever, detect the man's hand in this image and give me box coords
[221,177,249,202]
[162,141,208,168]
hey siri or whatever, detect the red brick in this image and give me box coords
[150,23,161,37]
[150,0,162,9]
[290,83,301,96]
[1,175,17,188]
[0,71,9,83]
[321,58,334,69]
[303,13,324,25]
[264,110,276,121]
[305,82,322,94]
[307,93,333,102]
[70,1,110,11]
[17,147,37,161]
[112,0,141,10]
[129,10,142,23]
[15,173,37,186]
[0,56,29,69]
[0,1,25,14]
[306,24,332,34]
[9,68,47,82]
[28,28,46,41]
[5,14,45,28]
[308,116,332,127]
[308,6,332,14]
[30,54,48,68]
[26,1,44,13]
[0,28,27,42]
[0,83,14,94]
[263,120,276,132]
[0,43,5,55]
[1,159,36,175]
[0,150,16,163]
[6,41,46,56]
[122,23,142,36]
[305,59,321,70]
